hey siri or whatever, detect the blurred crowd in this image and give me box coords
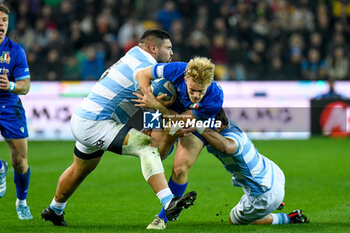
[4,0,350,81]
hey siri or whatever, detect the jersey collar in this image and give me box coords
[0,36,8,50]
[136,46,157,65]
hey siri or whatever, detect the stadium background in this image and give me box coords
[0,0,350,232]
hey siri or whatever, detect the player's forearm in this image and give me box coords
[12,79,30,95]
[136,66,153,94]
[201,129,237,154]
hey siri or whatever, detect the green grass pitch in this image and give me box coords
[0,137,349,232]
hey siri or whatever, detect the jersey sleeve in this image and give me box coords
[133,61,154,89]
[13,45,30,81]
[222,131,243,156]
[151,62,187,83]
[193,100,222,120]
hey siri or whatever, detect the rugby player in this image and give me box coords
[199,109,308,225]
[0,4,33,220]
[41,29,196,227]
[132,57,224,229]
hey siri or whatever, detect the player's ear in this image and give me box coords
[150,44,156,54]
[184,76,189,84]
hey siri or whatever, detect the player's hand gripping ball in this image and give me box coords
[151,78,177,105]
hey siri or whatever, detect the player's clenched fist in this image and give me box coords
[0,71,10,91]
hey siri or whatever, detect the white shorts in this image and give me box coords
[70,113,130,158]
[229,163,285,224]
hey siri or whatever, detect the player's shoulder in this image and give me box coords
[221,121,246,143]
[210,81,224,94]
[163,61,187,69]
[4,37,24,51]
[3,38,26,60]
[173,61,188,67]
[157,62,187,78]
[203,81,224,102]
[126,46,152,61]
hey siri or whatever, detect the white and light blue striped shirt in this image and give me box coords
[207,120,275,196]
[75,46,157,123]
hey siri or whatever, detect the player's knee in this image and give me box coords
[11,159,28,174]
[123,129,152,157]
[229,207,250,225]
[134,130,152,146]
[172,163,190,180]
[139,146,164,181]
[12,164,27,174]
[122,129,164,180]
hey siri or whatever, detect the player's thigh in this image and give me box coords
[151,129,177,159]
[173,134,204,169]
[71,114,126,153]
[269,163,285,209]
[6,138,28,160]
[71,114,159,159]
[72,154,101,175]
[231,178,285,224]
[230,194,270,224]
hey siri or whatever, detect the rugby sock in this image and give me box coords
[0,160,3,170]
[16,199,27,207]
[156,188,174,209]
[168,178,188,197]
[14,167,30,201]
[158,208,167,222]
[271,213,291,224]
[158,177,188,223]
[50,198,67,216]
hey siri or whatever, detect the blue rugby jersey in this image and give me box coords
[74,46,157,123]
[207,120,275,196]
[151,62,223,120]
[0,36,30,107]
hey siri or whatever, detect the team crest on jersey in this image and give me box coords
[0,52,11,64]
[189,103,199,109]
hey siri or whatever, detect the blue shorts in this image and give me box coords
[0,105,28,139]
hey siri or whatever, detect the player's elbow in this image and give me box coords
[222,139,237,155]
[16,79,30,95]
[19,85,30,95]
[22,87,30,95]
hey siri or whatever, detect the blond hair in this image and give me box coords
[0,4,10,15]
[185,57,215,86]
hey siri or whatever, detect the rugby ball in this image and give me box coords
[151,78,177,101]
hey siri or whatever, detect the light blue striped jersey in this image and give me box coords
[206,120,275,196]
[74,46,157,123]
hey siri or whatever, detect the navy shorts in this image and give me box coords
[0,105,28,139]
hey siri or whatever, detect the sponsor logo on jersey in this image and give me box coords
[96,139,105,148]
[0,52,11,64]
[0,68,9,75]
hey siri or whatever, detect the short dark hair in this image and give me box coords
[215,108,228,127]
[140,29,170,42]
[0,4,10,15]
